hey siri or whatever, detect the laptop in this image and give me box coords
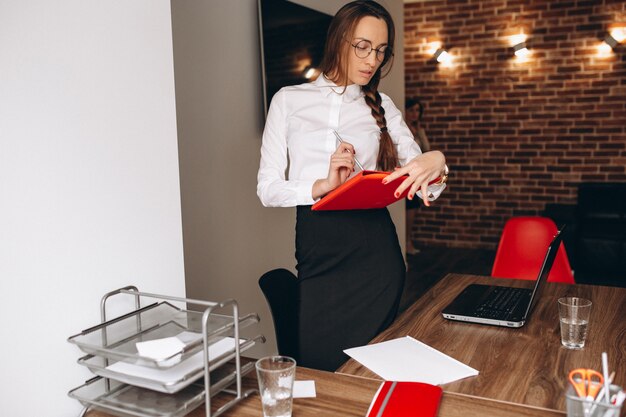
[441,225,566,328]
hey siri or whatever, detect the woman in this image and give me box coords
[257,0,447,371]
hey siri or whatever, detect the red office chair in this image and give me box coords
[491,217,575,284]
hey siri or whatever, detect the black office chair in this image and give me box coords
[575,183,626,286]
[258,268,299,362]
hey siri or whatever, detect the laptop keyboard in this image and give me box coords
[474,287,526,319]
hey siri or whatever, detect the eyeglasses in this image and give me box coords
[348,39,392,62]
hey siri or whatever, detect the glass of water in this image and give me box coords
[255,356,296,417]
[558,297,592,349]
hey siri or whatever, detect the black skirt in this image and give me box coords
[295,206,406,371]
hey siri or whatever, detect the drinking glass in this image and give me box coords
[256,356,296,417]
[558,297,592,349]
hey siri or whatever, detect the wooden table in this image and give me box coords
[337,273,626,413]
[86,366,564,417]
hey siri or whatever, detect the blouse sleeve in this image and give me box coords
[257,90,317,207]
[382,94,447,202]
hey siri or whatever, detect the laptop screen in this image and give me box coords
[522,225,566,320]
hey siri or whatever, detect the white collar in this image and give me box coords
[313,74,364,102]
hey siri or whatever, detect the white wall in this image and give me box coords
[0,1,185,415]
[172,0,405,358]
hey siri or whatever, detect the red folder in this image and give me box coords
[366,381,442,417]
[311,170,440,211]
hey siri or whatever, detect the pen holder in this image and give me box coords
[565,385,623,417]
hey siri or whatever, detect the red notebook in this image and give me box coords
[366,381,443,417]
[311,170,440,211]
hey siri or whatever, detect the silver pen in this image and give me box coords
[332,130,364,171]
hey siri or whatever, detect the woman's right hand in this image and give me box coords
[312,142,356,200]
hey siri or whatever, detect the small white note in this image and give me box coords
[136,337,185,360]
[293,380,316,398]
[176,331,203,345]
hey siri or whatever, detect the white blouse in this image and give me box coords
[257,75,445,207]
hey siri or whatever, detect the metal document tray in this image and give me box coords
[68,301,259,368]
[69,361,255,417]
[77,334,264,394]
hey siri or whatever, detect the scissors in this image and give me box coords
[569,368,604,401]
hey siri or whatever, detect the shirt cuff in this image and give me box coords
[425,183,447,202]
[295,179,317,206]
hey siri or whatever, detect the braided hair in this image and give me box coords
[319,1,398,171]
[363,70,398,171]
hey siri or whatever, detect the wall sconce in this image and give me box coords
[513,42,529,58]
[509,33,530,59]
[302,66,318,80]
[598,27,625,55]
[433,48,452,65]
[603,27,626,49]
[427,41,453,67]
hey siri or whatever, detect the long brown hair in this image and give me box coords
[319,1,398,171]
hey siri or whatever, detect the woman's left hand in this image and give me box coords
[382,151,446,207]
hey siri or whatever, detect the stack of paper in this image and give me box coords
[344,336,478,385]
[107,335,237,383]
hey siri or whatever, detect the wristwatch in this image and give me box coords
[434,164,449,186]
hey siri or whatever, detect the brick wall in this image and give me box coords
[404,0,626,249]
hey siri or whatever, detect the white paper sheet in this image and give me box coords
[343,336,478,385]
[293,380,316,398]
